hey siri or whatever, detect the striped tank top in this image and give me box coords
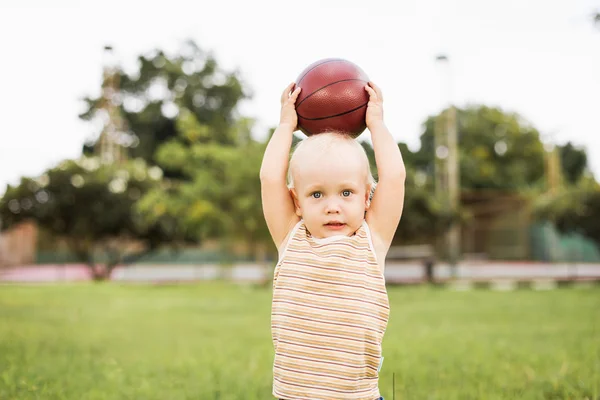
[271,220,390,400]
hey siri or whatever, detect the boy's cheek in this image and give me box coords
[296,200,310,217]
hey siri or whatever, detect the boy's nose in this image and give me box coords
[325,200,341,213]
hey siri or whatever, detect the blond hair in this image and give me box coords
[287,132,377,198]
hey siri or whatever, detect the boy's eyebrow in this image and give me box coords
[304,184,323,193]
[304,182,360,192]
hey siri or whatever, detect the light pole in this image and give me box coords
[435,54,460,274]
[97,45,127,165]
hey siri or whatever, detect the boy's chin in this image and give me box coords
[314,224,353,238]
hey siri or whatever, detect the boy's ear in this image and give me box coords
[290,188,302,217]
[365,185,372,210]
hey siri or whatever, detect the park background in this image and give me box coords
[0,1,599,399]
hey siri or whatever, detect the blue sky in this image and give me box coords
[0,0,598,193]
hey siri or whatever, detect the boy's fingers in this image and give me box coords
[290,87,301,102]
[281,82,296,104]
[369,82,383,101]
[365,84,378,100]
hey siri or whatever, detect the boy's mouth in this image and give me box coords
[325,222,346,230]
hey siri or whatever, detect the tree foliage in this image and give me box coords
[416,106,546,190]
[135,109,271,257]
[79,41,270,262]
[533,181,600,246]
[558,142,587,184]
[79,40,249,167]
[0,157,165,279]
[358,141,456,243]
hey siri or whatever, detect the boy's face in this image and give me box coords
[291,149,370,239]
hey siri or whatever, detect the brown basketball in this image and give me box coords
[295,58,370,138]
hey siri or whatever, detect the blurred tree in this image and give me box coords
[79,40,249,172]
[534,3,599,249]
[558,142,588,184]
[534,180,600,246]
[0,157,168,280]
[360,140,455,243]
[416,106,546,190]
[76,40,273,261]
[136,110,272,259]
[393,168,456,242]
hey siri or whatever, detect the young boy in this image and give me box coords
[260,81,406,400]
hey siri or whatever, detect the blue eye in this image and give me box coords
[311,192,322,199]
[342,190,352,197]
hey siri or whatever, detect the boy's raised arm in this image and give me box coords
[260,83,302,250]
[364,82,407,251]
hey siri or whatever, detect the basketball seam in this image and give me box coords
[296,78,369,109]
[298,102,368,121]
[296,58,346,85]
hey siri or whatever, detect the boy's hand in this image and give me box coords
[280,82,302,130]
[365,82,384,129]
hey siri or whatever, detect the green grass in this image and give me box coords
[0,283,598,399]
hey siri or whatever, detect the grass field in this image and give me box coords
[0,283,598,400]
